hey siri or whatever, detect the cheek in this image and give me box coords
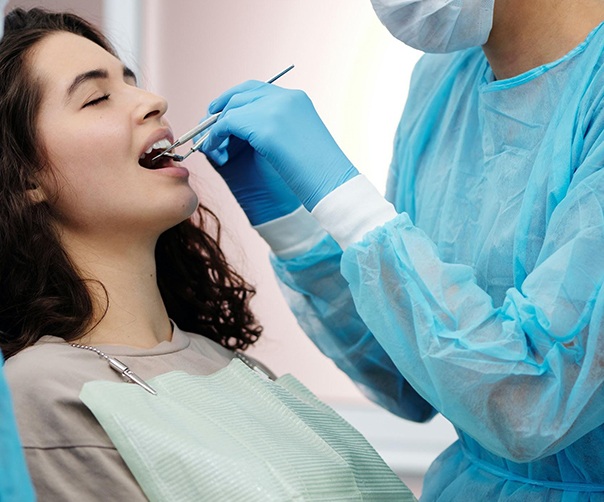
[41,118,131,192]
[47,119,128,168]
[39,142,132,226]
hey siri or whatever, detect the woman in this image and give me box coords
[198,0,604,499]
[0,8,413,501]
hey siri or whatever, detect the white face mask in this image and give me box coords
[370,0,495,53]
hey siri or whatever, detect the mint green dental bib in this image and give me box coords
[80,359,415,501]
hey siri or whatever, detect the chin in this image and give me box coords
[184,190,200,215]
[172,190,199,224]
[147,188,199,232]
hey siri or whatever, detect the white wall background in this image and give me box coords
[7,0,457,496]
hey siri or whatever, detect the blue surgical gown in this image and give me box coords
[0,353,35,501]
[271,22,604,501]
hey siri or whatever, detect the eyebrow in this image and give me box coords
[66,66,137,100]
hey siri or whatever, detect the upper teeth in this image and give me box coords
[142,138,172,157]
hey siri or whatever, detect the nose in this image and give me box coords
[133,87,168,123]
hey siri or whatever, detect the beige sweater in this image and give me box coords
[4,325,238,501]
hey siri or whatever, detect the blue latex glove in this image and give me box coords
[199,129,301,226]
[201,81,358,211]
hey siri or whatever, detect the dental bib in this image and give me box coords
[80,359,415,501]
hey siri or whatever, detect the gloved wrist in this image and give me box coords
[229,184,301,226]
[254,206,327,259]
[202,135,302,226]
[302,163,359,212]
[311,174,397,250]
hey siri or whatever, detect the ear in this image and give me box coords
[26,185,47,204]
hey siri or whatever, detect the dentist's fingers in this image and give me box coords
[207,80,266,114]
[202,85,298,153]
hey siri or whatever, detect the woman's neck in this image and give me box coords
[62,231,173,348]
[483,0,604,80]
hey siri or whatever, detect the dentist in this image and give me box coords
[201,0,604,499]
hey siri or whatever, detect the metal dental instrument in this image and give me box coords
[154,112,220,163]
[161,117,216,163]
[152,64,295,163]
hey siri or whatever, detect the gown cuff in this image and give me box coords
[311,175,397,250]
[253,206,328,260]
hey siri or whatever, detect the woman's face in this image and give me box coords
[30,31,198,242]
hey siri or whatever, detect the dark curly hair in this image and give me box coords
[0,8,262,359]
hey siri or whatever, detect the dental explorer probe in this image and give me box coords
[152,64,295,163]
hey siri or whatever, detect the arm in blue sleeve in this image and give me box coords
[0,357,35,501]
[331,164,604,462]
[271,234,436,423]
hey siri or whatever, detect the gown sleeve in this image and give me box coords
[0,356,35,501]
[271,234,437,423]
[310,135,604,462]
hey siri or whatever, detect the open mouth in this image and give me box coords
[139,138,174,169]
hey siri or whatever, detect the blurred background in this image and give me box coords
[7,0,456,496]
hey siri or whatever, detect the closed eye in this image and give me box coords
[83,94,110,108]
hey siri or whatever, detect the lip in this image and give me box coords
[147,165,190,179]
[139,128,175,160]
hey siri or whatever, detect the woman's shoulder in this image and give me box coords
[4,337,101,401]
[4,339,114,448]
[4,337,75,386]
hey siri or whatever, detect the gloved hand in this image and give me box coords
[201,81,358,211]
[200,131,301,226]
